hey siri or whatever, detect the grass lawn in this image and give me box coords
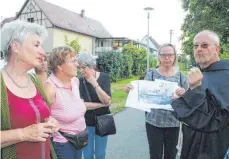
[110,77,139,114]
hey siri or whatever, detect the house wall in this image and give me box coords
[141,36,158,51]
[141,36,158,56]
[42,28,53,53]
[53,28,94,54]
[18,0,52,28]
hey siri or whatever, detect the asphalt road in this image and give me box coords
[106,108,149,159]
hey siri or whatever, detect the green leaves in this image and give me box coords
[97,43,157,82]
[64,35,81,53]
[181,0,229,60]
[97,51,125,82]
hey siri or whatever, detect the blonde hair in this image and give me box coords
[157,43,177,66]
[48,46,76,74]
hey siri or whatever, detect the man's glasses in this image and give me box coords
[159,54,175,58]
[194,43,216,49]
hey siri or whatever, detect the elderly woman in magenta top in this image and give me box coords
[1,20,59,159]
[44,46,86,159]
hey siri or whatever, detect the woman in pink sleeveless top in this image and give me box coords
[44,46,86,159]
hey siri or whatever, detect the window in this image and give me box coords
[1,51,3,60]
[101,41,103,47]
[27,18,34,23]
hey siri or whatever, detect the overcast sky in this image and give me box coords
[0,0,186,52]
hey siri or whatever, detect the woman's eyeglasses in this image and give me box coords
[159,54,175,57]
[78,66,87,70]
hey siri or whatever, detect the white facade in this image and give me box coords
[141,36,159,57]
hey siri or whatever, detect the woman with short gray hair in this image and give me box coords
[77,53,97,69]
[78,53,111,159]
[1,20,59,159]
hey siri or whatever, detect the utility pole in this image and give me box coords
[169,29,173,44]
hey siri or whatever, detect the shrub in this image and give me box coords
[97,51,122,82]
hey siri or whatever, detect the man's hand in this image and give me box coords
[188,67,203,89]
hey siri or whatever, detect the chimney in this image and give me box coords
[81,9,85,18]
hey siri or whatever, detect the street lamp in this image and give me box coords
[186,55,190,71]
[144,7,154,72]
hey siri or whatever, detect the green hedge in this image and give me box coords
[97,51,132,82]
[97,44,157,82]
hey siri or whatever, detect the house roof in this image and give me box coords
[141,35,160,50]
[149,36,160,49]
[1,17,15,28]
[16,0,112,38]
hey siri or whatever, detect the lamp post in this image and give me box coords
[186,55,190,71]
[144,7,154,72]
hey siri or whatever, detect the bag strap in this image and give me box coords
[82,78,92,102]
[151,69,155,81]
[82,78,97,116]
[179,72,183,87]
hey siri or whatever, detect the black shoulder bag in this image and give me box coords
[83,78,116,137]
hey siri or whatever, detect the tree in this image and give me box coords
[220,43,229,60]
[64,35,81,53]
[122,43,147,76]
[180,0,229,61]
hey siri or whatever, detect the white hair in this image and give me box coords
[194,30,220,45]
[77,53,96,68]
[1,20,48,61]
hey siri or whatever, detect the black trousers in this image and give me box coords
[146,122,179,159]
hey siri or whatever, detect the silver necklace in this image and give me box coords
[4,68,30,88]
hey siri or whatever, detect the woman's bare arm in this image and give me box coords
[84,102,108,110]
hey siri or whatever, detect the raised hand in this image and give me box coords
[188,67,203,89]
[86,76,98,87]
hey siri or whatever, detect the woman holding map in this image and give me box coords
[124,43,188,159]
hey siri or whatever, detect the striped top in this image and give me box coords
[46,74,86,143]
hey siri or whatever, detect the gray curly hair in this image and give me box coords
[77,53,97,68]
[1,20,48,61]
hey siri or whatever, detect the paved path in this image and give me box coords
[106,108,149,159]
